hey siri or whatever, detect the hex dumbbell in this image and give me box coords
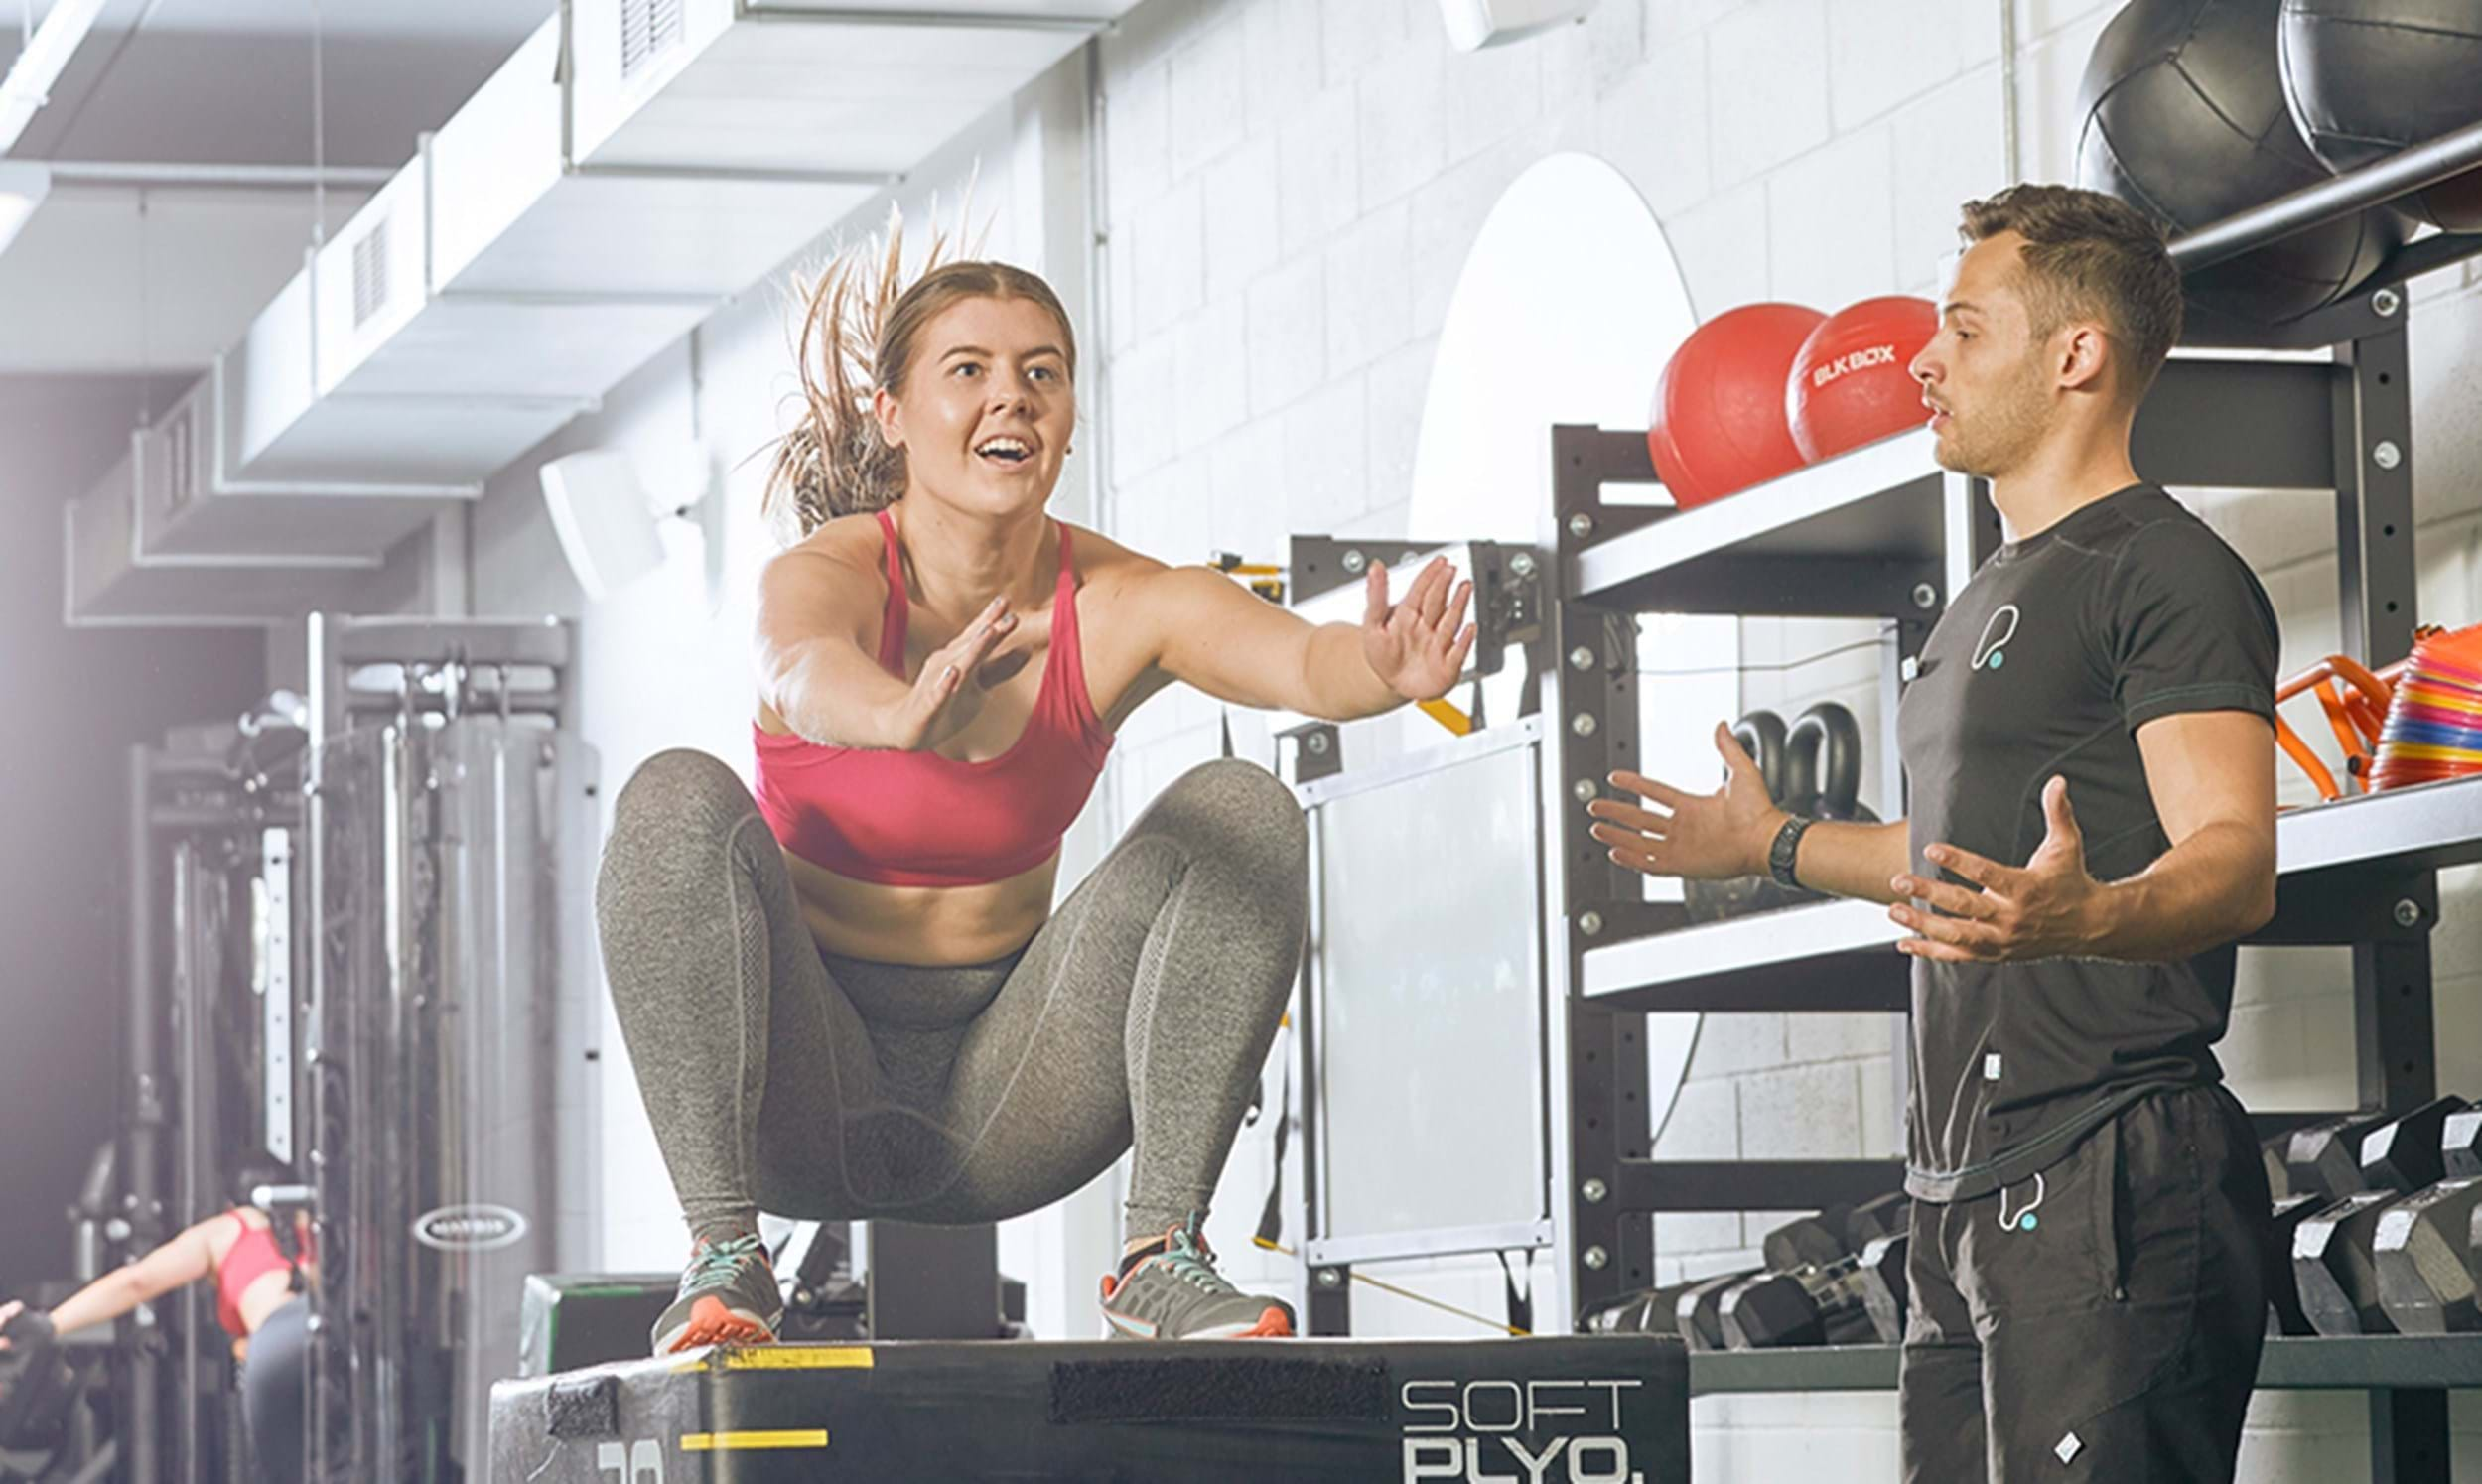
[1673,1269,1760,1353]
[2444,1108,2482,1179]
[2267,1193,2324,1337]
[1845,1194,1912,1251]
[2295,1190,2405,1335]
[1718,1237,1907,1350]
[2361,1096,2471,1193]
[1760,1207,1857,1272]
[2372,1176,2482,1334]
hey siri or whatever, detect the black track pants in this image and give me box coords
[1899,1085,2270,1482]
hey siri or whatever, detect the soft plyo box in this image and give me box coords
[489,1336,1691,1483]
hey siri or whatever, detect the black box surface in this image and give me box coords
[491,1336,1690,1482]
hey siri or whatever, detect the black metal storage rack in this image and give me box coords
[1547,122,2482,1483]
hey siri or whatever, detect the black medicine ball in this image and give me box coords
[2279,0,2482,230]
[2077,0,2401,323]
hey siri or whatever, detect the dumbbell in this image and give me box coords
[1673,1270,1760,1353]
[1717,1236,1908,1350]
[2372,1176,2482,1334]
[2288,1098,2478,1335]
[2295,1190,2403,1335]
[1581,1279,1695,1336]
[2445,1108,2482,1178]
[2286,1098,2470,1201]
[1845,1193,1912,1250]
[1761,1207,1856,1272]
[2261,1132,2292,1203]
[2266,1193,2324,1336]
[1856,1234,1909,1343]
[2361,1096,2470,1192]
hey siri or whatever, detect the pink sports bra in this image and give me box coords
[753,508,1114,887]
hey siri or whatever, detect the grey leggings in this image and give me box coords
[241,1294,307,1484]
[599,752,1307,1246]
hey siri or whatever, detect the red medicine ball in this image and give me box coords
[1786,296,1938,464]
[1648,302,1826,509]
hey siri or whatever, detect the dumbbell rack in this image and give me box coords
[1546,128,2482,1484]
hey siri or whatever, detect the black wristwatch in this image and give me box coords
[1766,814,1815,890]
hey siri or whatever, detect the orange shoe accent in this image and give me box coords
[1232,1306,1294,1339]
[667,1294,771,1353]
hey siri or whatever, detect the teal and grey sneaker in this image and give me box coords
[1098,1216,1297,1340]
[651,1233,783,1355]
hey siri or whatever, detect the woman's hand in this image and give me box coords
[1586,722,1786,879]
[0,1298,23,1349]
[878,595,1020,751]
[1361,557,1476,702]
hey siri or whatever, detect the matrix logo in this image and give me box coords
[1401,1378,1646,1483]
[411,1203,529,1253]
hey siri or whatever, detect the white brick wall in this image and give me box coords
[1090,0,2482,1475]
[1706,1,1832,188]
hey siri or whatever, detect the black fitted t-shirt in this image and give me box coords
[1895,484,2278,1202]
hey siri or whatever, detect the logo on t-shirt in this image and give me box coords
[1971,605,2020,671]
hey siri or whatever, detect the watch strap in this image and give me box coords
[1767,814,1815,890]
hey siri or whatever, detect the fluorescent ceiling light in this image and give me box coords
[0,160,49,258]
[0,0,111,154]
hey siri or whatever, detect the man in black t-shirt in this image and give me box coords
[1591,184,2278,1481]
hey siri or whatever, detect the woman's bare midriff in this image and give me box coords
[209,1209,315,1351]
[782,847,1058,966]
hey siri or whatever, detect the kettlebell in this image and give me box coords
[1683,701,1875,923]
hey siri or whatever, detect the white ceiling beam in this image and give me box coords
[0,0,112,153]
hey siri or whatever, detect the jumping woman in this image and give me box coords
[601,220,1474,1352]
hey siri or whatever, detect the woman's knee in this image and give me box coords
[613,747,753,836]
[1152,757,1308,874]
[599,748,764,961]
[604,748,755,877]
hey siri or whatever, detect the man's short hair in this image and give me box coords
[1958,184,2183,402]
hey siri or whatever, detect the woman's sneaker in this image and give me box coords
[651,1233,783,1355]
[1098,1216,1296,1340]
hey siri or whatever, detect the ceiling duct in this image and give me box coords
[69,0,1137,625]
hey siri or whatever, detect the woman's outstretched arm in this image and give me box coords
[0,1215,224,1345]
